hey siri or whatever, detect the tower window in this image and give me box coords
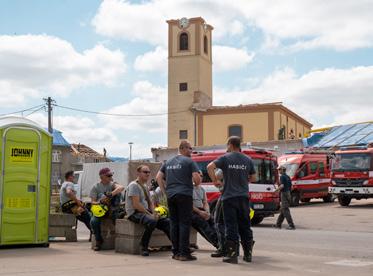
[179,130,188,139]
[179,32,189,51]
[179,82,188,92]
[228,125,242,138]
[204,35,208,54]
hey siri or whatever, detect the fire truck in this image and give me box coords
[329,146,373,206]
[192,148,280,225]
[278,152,333,206]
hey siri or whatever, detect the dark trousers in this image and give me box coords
[128,212,171,249]
[90,210,120,242]
[276,191,294,227]
[191,211,219,248]
[62,207,92,232]
[167,194,193,256]
[222,196,253,243]
[214,198,225,250]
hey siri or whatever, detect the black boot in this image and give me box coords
[222,240,238,264]
[241,239,255,262]
[211,246,224,257]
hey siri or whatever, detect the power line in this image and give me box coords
[0,104,45,117]
[25,106,46,117]
[53,103,189,117]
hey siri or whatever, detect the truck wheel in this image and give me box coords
[251,216,264,226]
[291,192,300,207]
[301,198,311,203]
[338,195,351,207]
[323,194,333,203]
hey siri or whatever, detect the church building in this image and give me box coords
[167,17,312,148]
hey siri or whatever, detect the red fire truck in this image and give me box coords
[192,148,280,225]
[278,152,333,206]
[329,146,373,206]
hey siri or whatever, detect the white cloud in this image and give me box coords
[92,0,246,46]
[102,80,167,133]
[214,66,373,127]
[213,45,254,72]
[93,0,373,51]
[134,46,167,73]
[0,34,127,106]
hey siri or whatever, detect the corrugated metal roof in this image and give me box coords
[52,129,70,147]
[306,122,373,149]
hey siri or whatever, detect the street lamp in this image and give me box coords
[128,142,133,161]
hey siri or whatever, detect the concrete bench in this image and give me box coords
[49,213,77,242]
[115,218,197,254]
[91,217,116,250]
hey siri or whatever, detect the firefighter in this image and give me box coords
[60,171,92,234]
[156,140,201,261]
[274,166,296,230]
[191,182,219,250]
[207,136,256,264]
[90,168,125,251]
[125,165,171,256]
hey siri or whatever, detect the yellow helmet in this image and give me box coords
[91,204,109,217]
[154,206,168,218]
[249,208,255,220]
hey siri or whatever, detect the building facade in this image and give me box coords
[167,17,312,148]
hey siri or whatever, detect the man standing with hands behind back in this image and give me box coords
[156,140,201,261]
[207,136,256,264]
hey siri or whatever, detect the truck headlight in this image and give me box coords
[363,180,369,185]
[332,180,336,185]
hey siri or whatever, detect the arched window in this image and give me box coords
[228,125,242,138]
[204,35,208,54]
[179,32,188,51]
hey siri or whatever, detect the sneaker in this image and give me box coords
[172,254,180,260]
[286,226,296,230]
[141,249,150,256]
[178,254,197,261]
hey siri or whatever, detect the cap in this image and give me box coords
[277,165,286,171]
[99,167,114,176]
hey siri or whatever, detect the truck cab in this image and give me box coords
[192,148,280,225]
[278,152,332,206]
[330,146,373,206]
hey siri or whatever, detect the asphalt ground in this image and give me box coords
[1,198,372,276]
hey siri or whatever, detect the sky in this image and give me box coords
[1,0,373,159]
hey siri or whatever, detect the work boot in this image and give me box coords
[222,240,238,264]
[211,247,224,258]
[140,246,150,256]
[286,225,296,230]
[241,239,255,262]
[93,240,102,251]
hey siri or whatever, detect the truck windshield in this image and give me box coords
[252,159,276,184]
[196,159,276,184]
[332,153,371,171]
[280,163,299,178]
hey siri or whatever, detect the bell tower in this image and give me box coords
[167,17,213,148]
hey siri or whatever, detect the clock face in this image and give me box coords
[179,17,189,29]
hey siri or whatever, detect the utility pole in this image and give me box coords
[43,97,55,134]
[128,142,134,161]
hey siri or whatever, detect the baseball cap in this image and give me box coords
[99,167,114,176]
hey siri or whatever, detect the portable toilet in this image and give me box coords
[0,116,52,246]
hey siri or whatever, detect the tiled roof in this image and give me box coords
[71,143,106,159]
[51,129,70,147]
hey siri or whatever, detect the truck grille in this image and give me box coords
[334,178,366,187]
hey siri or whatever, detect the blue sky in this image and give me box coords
[1,0,373,158]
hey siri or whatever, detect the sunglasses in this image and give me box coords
[106,174,113,177]
[141,171,151,174]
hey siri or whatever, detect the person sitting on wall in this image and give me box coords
[60,170,92,236]
[126,165,171,256]
[90,167,125,251]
